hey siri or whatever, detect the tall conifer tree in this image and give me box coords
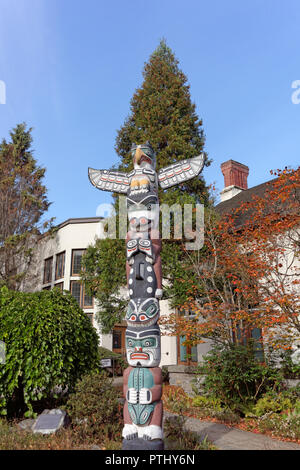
[82,40,210,331]
[0,123,51,290]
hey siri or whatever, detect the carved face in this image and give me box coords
[127,194,159,232]
[126,325,161,367]
[126,298,160,327]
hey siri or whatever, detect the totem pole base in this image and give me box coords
[122,438,164,451]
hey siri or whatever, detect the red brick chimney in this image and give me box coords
[220,160,249,202]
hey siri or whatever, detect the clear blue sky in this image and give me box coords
[0,0,299,225]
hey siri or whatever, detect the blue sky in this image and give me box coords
[0,0,299,225]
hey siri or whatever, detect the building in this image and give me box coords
[27,216,177,367]
[25,160,298,385]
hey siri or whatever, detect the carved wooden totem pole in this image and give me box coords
[88,142,204,450]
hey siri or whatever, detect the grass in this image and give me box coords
[164,415,217,450]
[0,418,122,450]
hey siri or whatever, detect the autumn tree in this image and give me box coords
[162,167,300,352]
[82,40,210,332]
[0,123,51,290]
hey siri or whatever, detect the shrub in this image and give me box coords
[192,395,223,411]
[0,287,99,417]
[192,395,240,424]
[258,412,300,440]
[66,371,122,442]
[252,393,293,417]
[197,343,283,415]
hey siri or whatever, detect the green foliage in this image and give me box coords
[197,344,283,415]
[66,371,122,441]
[249,386,300,417]
[82,40,210,331]
[0,287,99,417]
[252,393,293,417]
[81,238,127,332]
[192,395,223,411]
[191,395,240,424]
[0,123,52,290]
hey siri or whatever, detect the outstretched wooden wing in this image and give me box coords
[88,168,130,194]
[158,154,205,189]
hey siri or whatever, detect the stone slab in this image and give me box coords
[122,438,164,451]
[32,409,68,435]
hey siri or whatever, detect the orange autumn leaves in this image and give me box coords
[161,167,300,349]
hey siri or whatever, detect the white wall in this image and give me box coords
[24,218,178,366]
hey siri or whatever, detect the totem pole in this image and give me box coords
[88,142,204,450]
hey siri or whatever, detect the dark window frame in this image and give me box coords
[70,280,93,309]
[71,249,85,276]
[43,257,53,284]
[55,251,65,280]
[54,281,64,291]
[176,309,198,365]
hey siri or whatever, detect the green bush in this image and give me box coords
[192,395,240,424]
[66,371,122,442]
[0,287,99,417]
[192,395,223,411]
[252,393,293,417]
[197,343,283,415]
[250,386,300,417]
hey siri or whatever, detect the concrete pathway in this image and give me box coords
[164,411,300,450]
[113,378,300,450]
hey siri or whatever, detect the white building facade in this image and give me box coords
[28,217,181,367]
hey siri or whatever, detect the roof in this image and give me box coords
[215,178,277,215]
[56,217,103,230]
[38,217,104,240]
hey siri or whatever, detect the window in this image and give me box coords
[55,252,65,280]
[178,335,198,364]
[70,280,93,309]
[43,257,53,284]
[42,285,51,291]
[232,321,264,361]
[71,249,85,276]
[54,282,64,291]
[112,326,126,357]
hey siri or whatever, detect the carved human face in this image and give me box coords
[126,298,160,327]
[127,194,159,232]
[125,325,161,367]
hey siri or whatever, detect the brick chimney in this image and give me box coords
[220,160,249,202]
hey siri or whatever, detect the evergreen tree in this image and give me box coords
[0,123,51,290]
[82,40,210,332]
[115,39,209,206]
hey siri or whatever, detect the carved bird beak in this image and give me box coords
[134,147,144,165]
